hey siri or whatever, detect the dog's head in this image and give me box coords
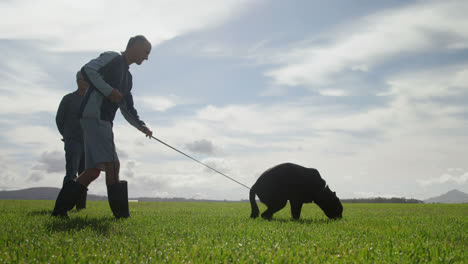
[314,186,343,219]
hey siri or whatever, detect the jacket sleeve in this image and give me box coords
[55,95,68,137]
[119,92,146,129]
[81,51,119,97]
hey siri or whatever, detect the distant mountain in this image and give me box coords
[341,197,423,203]
[0,187,231,202]
[10,187,467,203]
[0,187,107,201]
[424,189,468,204]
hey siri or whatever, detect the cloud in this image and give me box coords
[418,172,468,186]
[265,0,468,91]
[141,96,176,112]
[0,0,260,52]
[186,139,215,154]
[195,103,389,137]
[0,155,19,184]
[116,147,129,159]
[195,104,309,135]
[31,150,64,173]
[353,192,400,199]
[0,154,58,190]
[384,65,468,100]
[126,168,184,197]
[28,172,44,183]
[1,125,61,155]
[201,157,232,175]
[122,160,138,178]
[0,47,64,114]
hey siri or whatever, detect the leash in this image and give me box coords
[149,135,251,190]
[118,103,251,190]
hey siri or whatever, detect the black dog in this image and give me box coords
[250,163,343,220]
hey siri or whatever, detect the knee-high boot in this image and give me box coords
[107,180,130,219]
[51,181,87,218]
[75,190,87,210]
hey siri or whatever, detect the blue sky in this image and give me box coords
[1,0,467,200]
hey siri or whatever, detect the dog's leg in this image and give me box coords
[261,199,287,220]
[290,200,303,220]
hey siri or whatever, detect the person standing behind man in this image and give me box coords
[52,35,153,219]
[55,71,89,210]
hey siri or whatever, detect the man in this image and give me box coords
[52,35,153,218]
[55,71,89,210]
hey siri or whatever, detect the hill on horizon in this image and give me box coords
[2,187,468,203]
[0,187,107,201]
[0,187,227,202]
[424,189,468,204]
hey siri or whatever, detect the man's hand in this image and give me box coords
[139,125,153,138]
[108,88,123,103]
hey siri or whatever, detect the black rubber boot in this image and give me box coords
[51,181,87,218]
[75,190,87,211]
[107,180,130,219]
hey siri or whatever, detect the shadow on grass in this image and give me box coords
[45,215,116,236]
[268,218,341,225]
[26,209,53,216]
[26,208,91,217]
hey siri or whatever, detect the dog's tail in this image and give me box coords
[249,184,259,218]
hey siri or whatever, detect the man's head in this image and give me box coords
[125,35,152,65]
[76,71,89,92]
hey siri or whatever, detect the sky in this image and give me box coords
[1,0,467,201]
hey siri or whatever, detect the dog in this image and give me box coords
[250,163,343,220]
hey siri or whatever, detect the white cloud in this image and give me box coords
[141,96,176,112]
[200,157,233,176]
[122,159,138,179]
[0,123,66,188]
[319,89,348,97]
[448,168,464,172]
[28,172,44,183]
[0,155,23,188]
[353,192,400,199]
[195,102,391,138]
[0,0,260,52]
[419,172,468,186]
[196,104,320,135]
[31,151,64,174]
[0,54,64,114]
[186,139,215,154]
[265,0,468,90]
[0,85,63,114]
[384,65,468,100]
[1,125,62,156]
[0,153,63,190]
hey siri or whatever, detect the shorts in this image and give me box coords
[80,118,119,170]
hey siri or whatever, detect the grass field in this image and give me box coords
[0,200,466,263]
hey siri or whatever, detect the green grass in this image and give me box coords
[0,200,466,263]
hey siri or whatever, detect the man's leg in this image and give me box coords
[76,168,101,187]
[77,146,85,177]
[63,140,79,186]
[105,161,130,219]
[51,177,88,218]
[52,168,99,217]
[104,161,120,186]
[52,141,89,218]
[75,147,87,210]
